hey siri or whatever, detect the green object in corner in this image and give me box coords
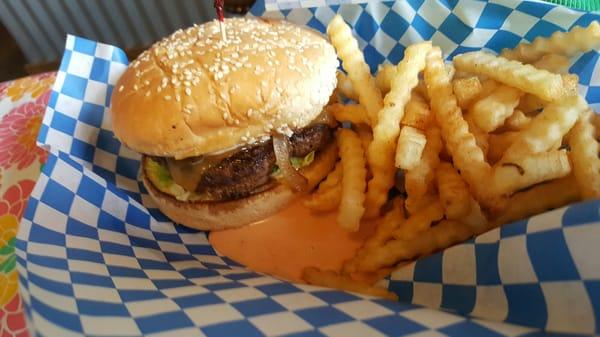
[544,0,600,11]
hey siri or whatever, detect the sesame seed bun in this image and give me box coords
[111,17,338,159]
[142,141,338,230]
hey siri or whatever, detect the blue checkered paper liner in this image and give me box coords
[264,0,370,11]
[18,0,600,336]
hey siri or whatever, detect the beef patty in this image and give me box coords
[159,124,333,201]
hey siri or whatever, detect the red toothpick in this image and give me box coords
[214,0,227,41]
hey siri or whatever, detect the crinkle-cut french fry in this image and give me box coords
[490,175,580,228]
[375,63,396,94]
[501,21,600,63]
[355,220,474,272]
[377,64,454,97]
[501,96,585,162]
[488,131,520,164]
[364,42,432,218]
[365,198,405,250]
[436,162,472,220]
[446,63,456,80]
[592,113,600,140]
[328,15,383,125]
[343,198,405,274]
[355,124,373,154]
[393,199,444,240]
[464,113,489,157]
[503,109,532,131]
[402,92,433,130]
[471,84,522,132]
[302,267,398,300]
[320,162,342,190]
[328,103,370,125]
[425,48,493,205]
[405,127,443,207]
[348,268,394,286]
[406,192,437,216]
[395,126,427,170]
[304,163,342,211]
[453,51,577,102]
[492,150,572,196]
[532,54,570,74]
[453,76,483,109]
[336,71,358,101]
[568,108,600,199]
[461,199,487,229]
[336,129,368,231]
[518,94,549,114]
[414,80,429,100]
[304,184,342,211]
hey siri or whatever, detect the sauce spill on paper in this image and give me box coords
[210,198,376,282]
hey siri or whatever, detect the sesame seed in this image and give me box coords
[164,95,171,100]
[118,85,124,92]
[185,88,191,96]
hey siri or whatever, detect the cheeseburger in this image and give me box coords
[111,18,339,230]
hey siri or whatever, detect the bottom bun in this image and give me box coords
[143,142,338,231]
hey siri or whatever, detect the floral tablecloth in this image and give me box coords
[0,73,55,337]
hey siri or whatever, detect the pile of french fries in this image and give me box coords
[303,17,600,299]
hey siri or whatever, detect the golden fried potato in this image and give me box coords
[436,162,472,220]
[302,267,398,300]
[375,63,396,94]
[364,42,432,218]
[355,124,373,155]
[490,176,580,228]
[337,129,368,231]
[304,184,342,212]
[425,48,493,205]
[405,193,438,216]
[501,21,600,63]
[492,150,572,196]
[532,54,570,74]
[328,15,383,125]
[503,109,532,131]
[395,126,427,170]
[336,71,358,101]
[304,162,343,212]
[464,113,490,157]
[471,84,522,132]
[568,108,600,199]
[328,103,370,125]
[452,76,482,109]
[501,96,585,161]
[343,198,405,274]
[460,200,488,229]
[393,199,444,240]
[402,92,433,130]
[354,220,474,272]
[592,113,600,140]
[453,51,577,102]
[488,131,520,164]
[405,127,443,211]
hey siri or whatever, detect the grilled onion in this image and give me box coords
[273,134,308,192]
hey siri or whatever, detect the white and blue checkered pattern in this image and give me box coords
[251,0,600,111]
[19,0,600,336]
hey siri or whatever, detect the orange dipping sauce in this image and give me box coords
[210,198,376,282]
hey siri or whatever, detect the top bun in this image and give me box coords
[111,17,338,159]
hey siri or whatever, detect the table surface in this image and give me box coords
[0,72,55,337]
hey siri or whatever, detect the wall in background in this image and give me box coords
[0,0,216,64]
